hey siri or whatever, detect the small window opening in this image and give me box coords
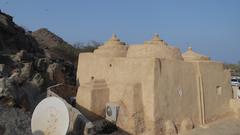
[216,86,222,95]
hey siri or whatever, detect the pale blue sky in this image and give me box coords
[0,0,239,63]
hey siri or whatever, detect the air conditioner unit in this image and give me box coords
[105,103,120,123]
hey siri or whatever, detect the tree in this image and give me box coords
[224,62,240,76]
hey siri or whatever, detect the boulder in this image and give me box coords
[35,58,47,72]
[0,64,5,78]
[13,50,33,62]
[19,63,32,79]
[164,120,178,135]
[180,118,194,133]
[0,64,5,72]
[0,73,44,109]
[0,77,20,107]
[47,63,65,83]
[31,73,44,88]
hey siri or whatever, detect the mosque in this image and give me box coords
[75,34,238,134]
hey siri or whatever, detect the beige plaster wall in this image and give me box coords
[153,59,200,130]
[197,61,232,123]
[152,60,232,129]
[76,53,157,133]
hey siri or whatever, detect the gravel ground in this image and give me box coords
[0,105,32,135]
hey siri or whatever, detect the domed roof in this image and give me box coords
[93,34,128,57]
[182,47,210,61]
[127,34,183,60]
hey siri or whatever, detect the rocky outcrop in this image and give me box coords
[0,50,76,110]
[0,10,82,135]
[0,11,40,53]
[31,28,77,62]
[0,11,77,110]
[31,28,69,48]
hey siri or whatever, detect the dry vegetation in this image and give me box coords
[224,62,240,76]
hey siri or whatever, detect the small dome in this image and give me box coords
[94,34,128,57]
[127,34,183,60]
[182,47,210,61]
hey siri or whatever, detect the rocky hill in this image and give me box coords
[0,11,40,53]
[32,28,69,48]
[0,10,79,135]
[32,28,80,63]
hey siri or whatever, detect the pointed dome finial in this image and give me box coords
[188,46,192,51]
[102,34,125,46]
[112,33,117,38]
[154,33,159,37]
[152,33,160,41]
[110,33,119,41]
[144,33,168,45]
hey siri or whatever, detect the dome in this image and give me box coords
[182,47,210,61]
[93,34,128,57]
[127,34,183,60]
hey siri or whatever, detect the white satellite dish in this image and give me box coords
[31,97,70,135]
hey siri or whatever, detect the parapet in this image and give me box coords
[93,34,128,57]
[127,34,183,60]
[182,47,210,62]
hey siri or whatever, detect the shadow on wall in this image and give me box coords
[33,130,45,135]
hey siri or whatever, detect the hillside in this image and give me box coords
[0,12,40,53]
[0,10,79,135]
[32,28,79,62]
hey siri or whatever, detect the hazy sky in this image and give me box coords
[0,0,239,63]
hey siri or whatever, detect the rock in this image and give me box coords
[0,75,28,108]
[0,73,43,110]
[31,73,44,88]
[13,50,33,62]
[47,63,65,83]
[9,72,24,85]
[0,10,81,135]
[0,64,6,78]
[0,77,19,107]
[35,58,47,72]
[164,120,178,135]
[180,118,194,133]
[31,28,68,48]
[0,11,40,52]
[0,64,5,72]
[0,78,6,96]
[20,82,41,110]
[31,28,78,62]
[63,61,76,85]
[0,105,31,135]
[19,63,32,79]
[14,50,26,62]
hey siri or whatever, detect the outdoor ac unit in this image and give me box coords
[105,103,120,123]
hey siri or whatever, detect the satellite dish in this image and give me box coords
[31,97,70,135]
